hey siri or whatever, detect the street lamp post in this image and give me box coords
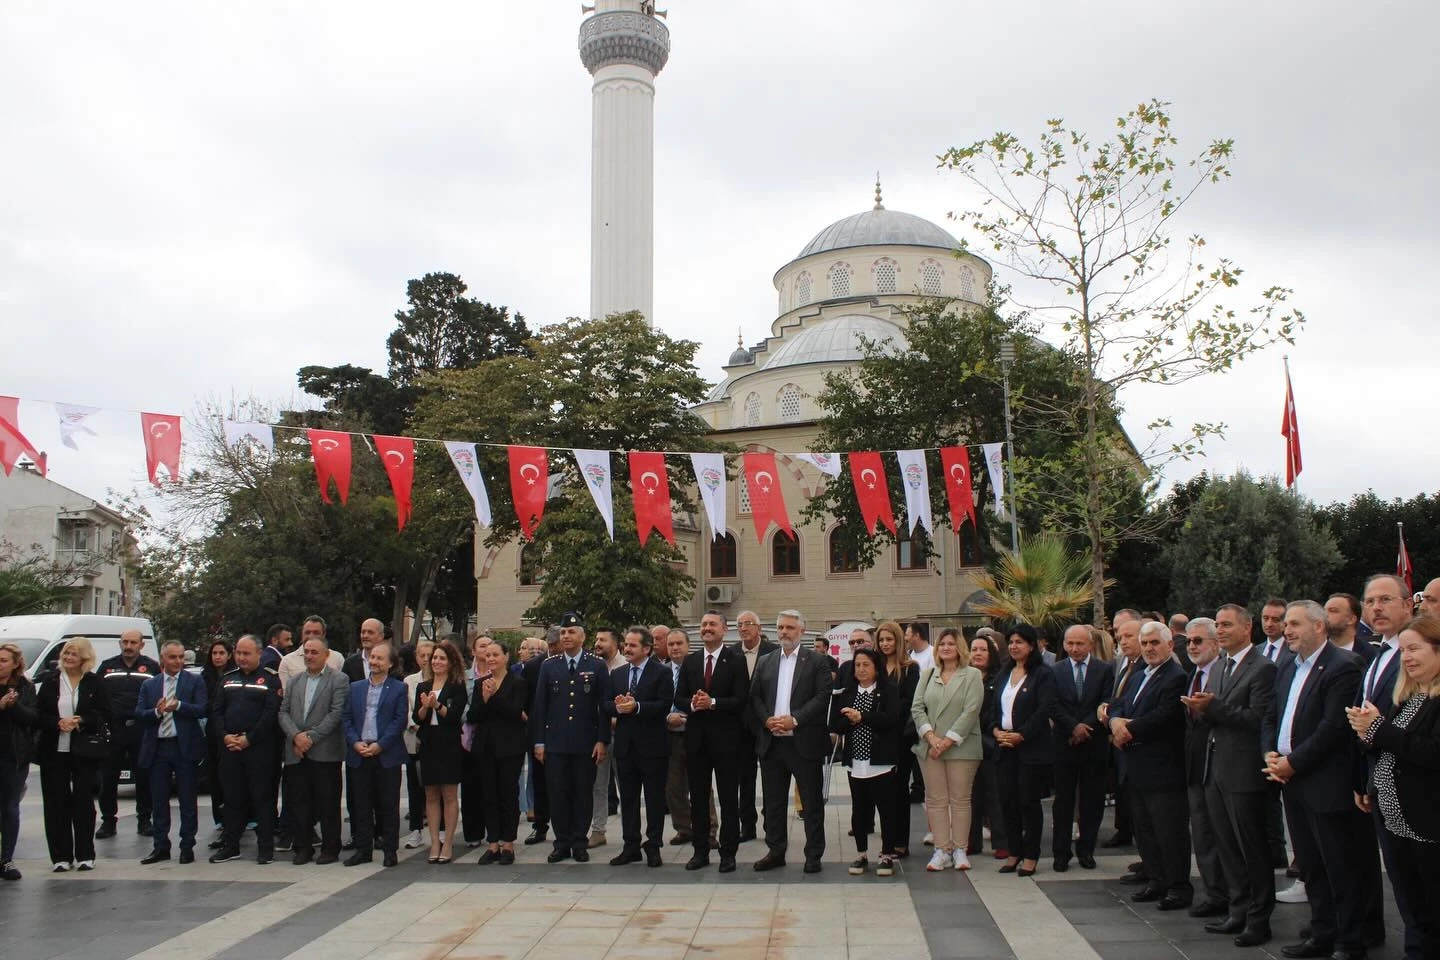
[998,339,1019,555]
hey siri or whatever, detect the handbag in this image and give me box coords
[70,718,111,760]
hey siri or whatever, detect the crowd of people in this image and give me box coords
[0,577,1439,960]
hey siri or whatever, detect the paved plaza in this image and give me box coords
[0,770,1408,960]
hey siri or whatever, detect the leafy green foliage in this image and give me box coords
[971,533,1110,630]
[1316,491,1440,594]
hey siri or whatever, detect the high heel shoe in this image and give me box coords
[1017,860,1037,877]
[998,860,1019,874]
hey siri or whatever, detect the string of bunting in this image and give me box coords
[0,396,1008,545]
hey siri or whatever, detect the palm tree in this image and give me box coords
[972,533,1110,632]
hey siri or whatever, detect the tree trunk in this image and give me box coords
[1080,304,1108,628]
[390,587,408,648]
[410,559,442,643]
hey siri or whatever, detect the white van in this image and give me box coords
[0,614,158,681]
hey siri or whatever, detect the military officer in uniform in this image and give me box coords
[531,612,612,863]
[208,635,282,864]
[95,629,161,839]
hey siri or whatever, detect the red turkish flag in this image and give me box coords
[0,396,46,477]
[374,435,415,530]
[628,451,675,546]
[939,446,979,533]
[1398,526,1414,594]
[1281,364,1302,489]
[848,452,896,536]
[307,429,352,505]
[743,451,793,543]
[508,445,548,539]
[140,413,181,486]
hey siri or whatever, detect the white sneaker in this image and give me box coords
[76,860,94,871]
[403,830,424,849]
[922,832,935,847]
[952,849,971,871]
[925,849,953,872]
[1276,880,1308,904]
[52,862,71,873]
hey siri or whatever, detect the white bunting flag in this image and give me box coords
[55,403,100,450]
[444,441,492,528]
[982,442,1006,515]
[222,419,274,456]
[795,452,842,477]
[895,449,933,534]
[572,448,615,540]
[690,452,727,540]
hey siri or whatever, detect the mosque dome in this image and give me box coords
[762,314,909,370]
[795,208,962,260]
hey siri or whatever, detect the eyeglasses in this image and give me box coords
[1363,596,1403,607]
[737,621,760,628]
[1185,638,1205,645]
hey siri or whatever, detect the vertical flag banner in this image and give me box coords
[307,429,352,505]
[444,442,492,528]
[140,413,182,486]
[507,445,549,539]
[0,396,46,477]
[796,452,842,478]
[690,452,727,540]
[374,435,415,531]
[1282,359,1303,489]
[848,451,896,535]
[222,420,274,455]
[55,403,100,450]
[981,442,1006,515]
[629,451,675,546]
[895,449,933,534]
[572,448,615,540]
[742,451,793,543]
[939,446,978,533]
[1398,523,1414,593]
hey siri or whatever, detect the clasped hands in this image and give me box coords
[764,714,796,734]
[690,690,714,711]
[924,730,955,759]
[224,732,251,752]
[613,693,638,715]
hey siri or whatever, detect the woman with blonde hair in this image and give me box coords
[37,637,110,872]
[0,641,39,880]
[401,639,435,850]
[911,628,984,871]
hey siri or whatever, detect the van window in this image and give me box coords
[12,639,48,671]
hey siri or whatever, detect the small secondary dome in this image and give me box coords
[727,331,754,366]
[763,315,909,369]
[796,208,962,260]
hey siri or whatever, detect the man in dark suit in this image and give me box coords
[520,629,559,846]
[1326,594,1378,666]
[341,642,408,867]
[1264,600,1378,960]
[674,610,750,873]
[260,623,292,671]
[602,626,674,867]
[1188,603,1278,947]
[135,640,208,864]
[278,634,348,865]
[1177,619,1229,920]
[1051,624,1112,871]
[531,612,612,864]
[748,610,831,874]
[732,610,778,843]
[1255,597,1294,873]
[1109,621,1191,910]
[1101,609,1143,848]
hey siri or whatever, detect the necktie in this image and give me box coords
[704,654,714,690]
[1265,642,1278,663]
[1074,661,1085,697]
[1219,656,1235,693]
[160,674,176,738]
[629,666,639,693]
[1189,668,1203,697]
[569,658,577,676]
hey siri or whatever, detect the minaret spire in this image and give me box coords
[874,173,884,211]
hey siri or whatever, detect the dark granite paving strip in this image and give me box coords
[904,868,1015,960]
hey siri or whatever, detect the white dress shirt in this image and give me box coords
[1363,637,1400,704]
[1277,649,1320,755]
[771,649,799,735]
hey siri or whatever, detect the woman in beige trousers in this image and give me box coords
[911,628,984,871]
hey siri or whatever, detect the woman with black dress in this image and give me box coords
[876,620,919,856]
[37,637,110,872]
[468,642,528,865]
[987,623,1057,877]
[968,630,1009,860]
[413,640,467,864]
[200,639,234,834]
[832,648,905,876]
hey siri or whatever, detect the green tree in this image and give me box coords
[971,533,1110,631]
[1106,473,1211,613]
[939,100,1304,625]
[386,272,532,388]
[0,564,70,617]
[1316,491,1440,596]
[1163,472,1341,612]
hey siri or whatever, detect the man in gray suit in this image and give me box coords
[749,609,831,874]
[1179,619,1228,921]
[1185,603,1277,948]
[279,635,349,865]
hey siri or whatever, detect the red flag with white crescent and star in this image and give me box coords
[374,435,415,530]
[848,451,896,536]
[0,396,46,477]
[508,445,549,540]
[307,429,352,505]
[140,413,181,486]
[939,445,978,533]
[628,451,674,546]
[742,451,793,543]
[1281,362,1302,489]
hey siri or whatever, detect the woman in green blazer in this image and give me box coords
[910,628,984,871]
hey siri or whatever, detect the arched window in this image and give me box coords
[828,527,860,574]
[737,474,752,515]
[795,271,812,306]
[896,528,929,571]
[919,259,944,296]
[872,257,898,294]
[772,530,801,577]
[518,545,546,586]
[777,384,802,422]
[958,524,981,569]
[710,532,738,579]
[828,262,852,299]
[960,265,976,302]
[744,392,762,426]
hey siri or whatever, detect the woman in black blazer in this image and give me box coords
[876,620,920,857]
[832,649,905,876]
[200,639,234,831]
[36,637,110,872]
[986,624,1057,877]
[968,630,1009,860]
[413,640,468,863]
[1349,614,1440,954]
[466,642,528,865]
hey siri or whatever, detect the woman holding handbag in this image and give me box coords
[37,637,110,872]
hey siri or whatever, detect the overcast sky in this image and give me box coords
[2,0,1436,517]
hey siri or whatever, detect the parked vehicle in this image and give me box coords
[0,614,158,682]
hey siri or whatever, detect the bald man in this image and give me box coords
[341,618,386,849]
[1419,578,1440,618]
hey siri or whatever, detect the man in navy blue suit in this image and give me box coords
[136,641,207,864]
[341,642,408,867]
[1050,624,1112,871]
[602,626,674,867]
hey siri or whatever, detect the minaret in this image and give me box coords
[579,1,670,326]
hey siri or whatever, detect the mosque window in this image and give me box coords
[777,384,802,422]
[828,262,852,299]
[828,527,860,574]
[872,257,898,294]
[744,392,762,426]
[795,271,812,306]
[920,259,944,296]
[710,532,738,579]
[772,530,802,577]
[896,528,930,571]
[518,545,547,586]
[960,265,976,301]
[736,473,753,516]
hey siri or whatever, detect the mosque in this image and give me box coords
[473,2,993,631]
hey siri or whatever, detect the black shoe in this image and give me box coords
[646,849,662,868]
[718,856,736,873]
[1118,872,1148,885]
[1127,860,1145,873]
[1077,854,1096,869]
[547,849,570,864]
[1131,887,1164,903]
[256,854,273,865]
[524,827,548,845]
[610,849,642,866]
[738,830,757,843]
[1206,917,1246,934]
[1233,927,1272,948]
[316,853,339,865]
[178,850,194,864]
[753,852,786,872]
[292,850,314,866]
[343,852,373,866]
[803,859,821,874]
[1329,948,1367,960]
[669,832,691,846]
[1052,858,1070,873]
[208,847,240,864]
[1156,896,1191,911]
[95,821,117,840]
[140,849,170,865]
[1188,900,1228,918]
[573,849,589,863]
[499,849,515,865]
[208,838,226,850]
[137,820,153,838]
[478,849,500,865]
[382,852,397,867]
[1101,833,1131,848]
[1279,939,1335,959]
[685,854,709,870]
